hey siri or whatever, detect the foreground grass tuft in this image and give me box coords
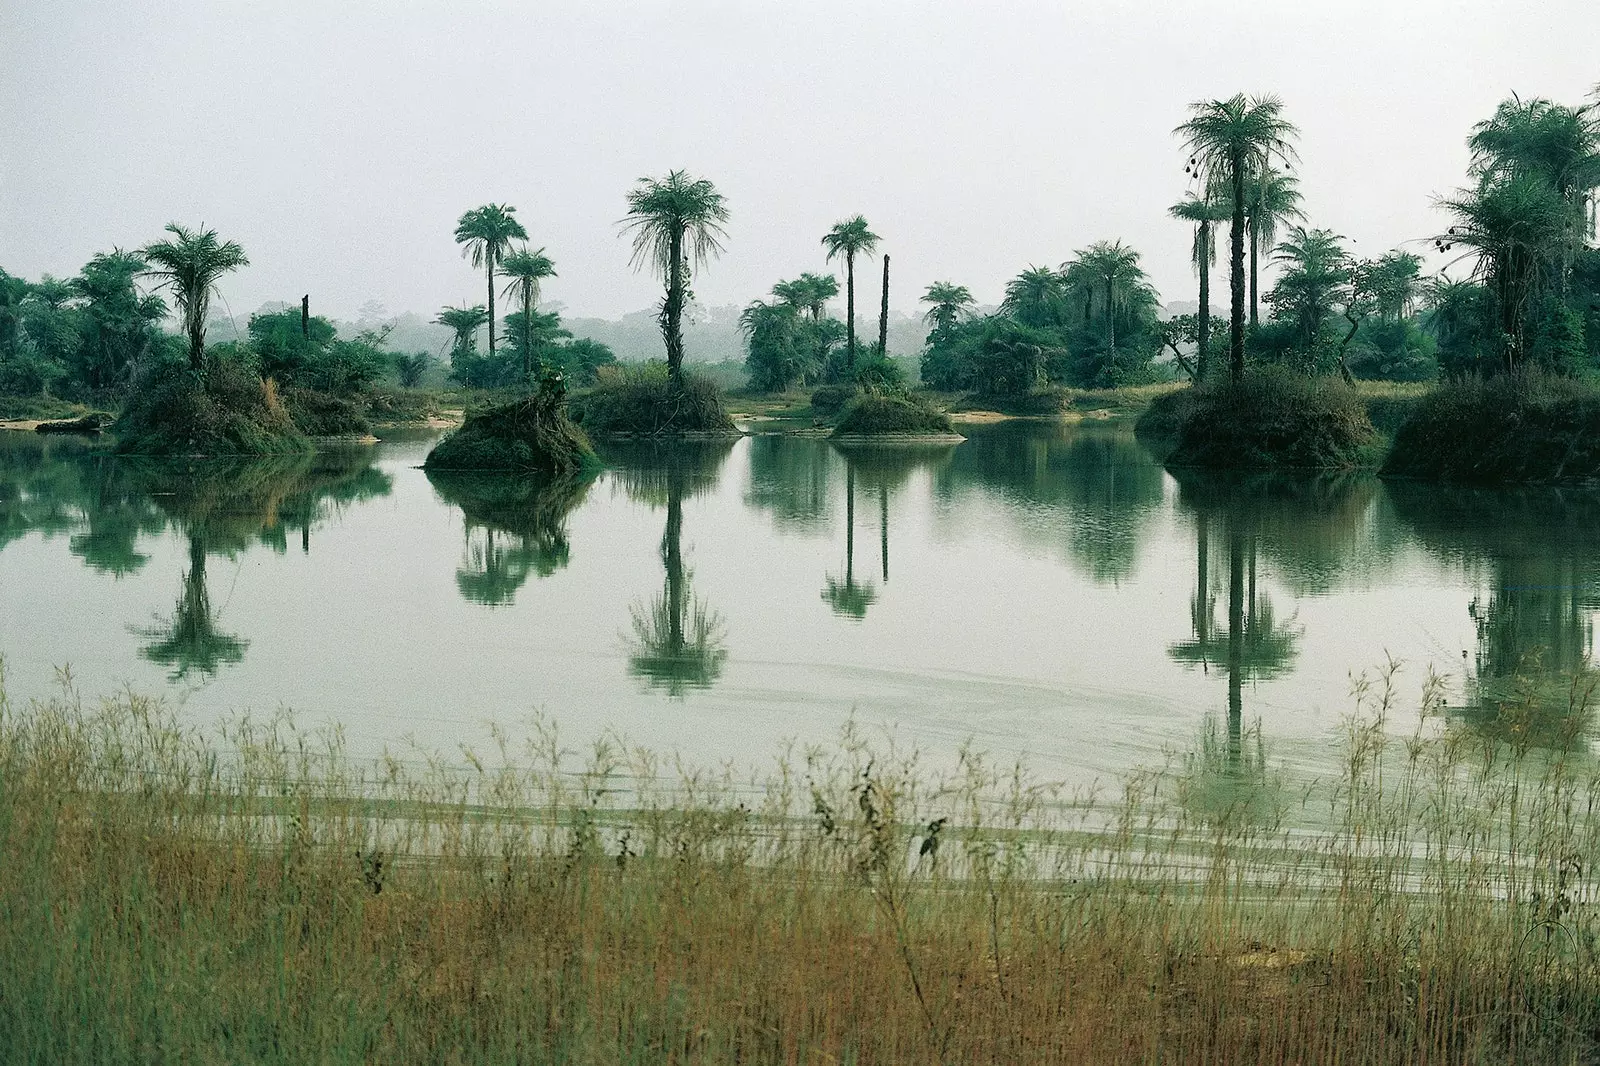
[1383,370,1600,483]
[6,666,1600,1062]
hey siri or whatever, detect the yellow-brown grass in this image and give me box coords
[4,664,1600,1063]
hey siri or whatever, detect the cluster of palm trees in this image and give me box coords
[442,204,557,382]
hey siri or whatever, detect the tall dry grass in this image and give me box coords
[4,663,1600,1063]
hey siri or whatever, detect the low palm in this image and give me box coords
[139,223,250,372]
[455,204,528,358]
[621,170,730,379]
[499,247,557,381]
[921,282,975,333]
[1064,240,1150,354]
[1244,168,1304,325]
[1176,94,1300,382]
[1001,266,1068,329]
[821,216,880,370]
[435,304,490,357]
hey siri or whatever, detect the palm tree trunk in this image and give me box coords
[1248,222,1259,328]
[664,487,684,653]
[523,288,534,382]
[845,251,857,371]
[664,227,686,378]
[1197,222,1211,380]
[486,255,496,356]
[879,485,888,582]
[1105,277,1116,354]
[1230,154,1247,383]
[1227,527,1244,767]
[878,255,890,360]
[844,466,855,584]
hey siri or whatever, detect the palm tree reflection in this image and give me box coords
[427,469,592,606]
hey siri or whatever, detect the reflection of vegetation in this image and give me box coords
[1178,712,1281,827]
[139,532,247,679]
[1390,481,1600,746]
[426,470,593,606]
[744,436,836,533]
[611,440,733,696]
[935,423,1164,583]
[822,466,877,619]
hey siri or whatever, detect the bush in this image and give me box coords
[1140,368,1379,471]
[570,363,737,436]
[362,386,443,425]
[425,378,594,475]
[831,391,957,437]
[114,358,307,456]
[281,386,371,437]
[1383,371,1600,483]
[809,383,857,416]
[965,384,1074,417]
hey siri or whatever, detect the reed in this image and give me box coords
[4,663,1600,1063]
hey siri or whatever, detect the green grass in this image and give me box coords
[5,664,1600,1062]
[1383,370,1600,483]
[0,395,98,422]
[570,364,738,437]
[1139,369,1381,470]
[832,391,958,437]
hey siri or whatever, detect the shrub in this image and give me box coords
[1383,370,1600,483]
[362,386,443,425]
[1142,368,1379,470]
[966,384,1074,417]
[114,357,307,456]
[425,377,594,475]
[570,363,737,436]
[809,383,857,416]
[831,391,957,437]
[281,386,371,437]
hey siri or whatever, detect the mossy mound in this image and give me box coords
[1139,368,1379,471]
[961,385,1074,417]
[114,361,307,457]
[831,392,959,438]
[808,383,857,417]
[570,365,737,437]
[424,389,594,475]
[282,386,371,437]
[1382,372,1600,483]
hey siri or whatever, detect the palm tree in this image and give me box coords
[454,204,528,358]
[1001,266,1068,329]
[435,304,490,360]
[1244,168,1304,325]
[498,247,557,381]
[821,215,880,370]
[621,171,730,380]
[1176,94,1300,382]
[1169,193,1230,378]
[1269,225,1350,351]
[921,282,975,334]
[1063,240,1150,355]
[797,272,839,322]
[138,223,250,372]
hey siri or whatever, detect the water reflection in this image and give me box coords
[427,470,593,606]
[122,452,394,679]
[607,441,734,696]
[822,443,956,617]
[934,423,1164,583]
[745,435,836,533]
[1390,482,1600,746]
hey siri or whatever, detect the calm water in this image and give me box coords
[3,422,1596,784]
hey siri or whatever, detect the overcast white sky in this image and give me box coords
[2,1,1597,324]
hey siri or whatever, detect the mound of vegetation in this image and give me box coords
[808,383,857,416]
[114,359,307,456]
[1139,369,1379,470]
[961,384,1074,417]
[280,386,370,437]
[425,380,594,474]
[570,364,737,437]
[831,391,958,438]
[1382,372,1600,483]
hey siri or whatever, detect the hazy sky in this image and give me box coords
[3,1,1597,325]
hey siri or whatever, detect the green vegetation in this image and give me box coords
[822,215,881,371]
[621,171,730,381]
[9,669,1600,1062]
[831,391,957,438]
[1141,368,1378,470]
[424,377,595,474]
[426,468,594,605]
[571,362,737,437]
[1384,370,1600,482]
[114,357,307,456]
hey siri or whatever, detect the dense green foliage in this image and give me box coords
[113,357,308,456]
[570,362,736,436]
[831,391,956,437]
[1141,369,1378,470]
[1383,370,1600,482]
[425,377,594,474]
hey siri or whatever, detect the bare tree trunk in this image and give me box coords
[301,295,310,339]
[878,255,890,360]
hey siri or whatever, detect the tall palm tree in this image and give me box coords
[1169,193,1229,378]
[498,247,557,381]
[1244,168,1304,325]
[1063,240,1150,355]
[435,304,490,358]
[1001,266,1068,329]
[621,171,730,380]
[821,215,880,370]
[138,223,250,372]
[1176,94,1300,382]
[920,282,975,334]
[454,204,528,358]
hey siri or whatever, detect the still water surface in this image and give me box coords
[2,423,1594,784]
